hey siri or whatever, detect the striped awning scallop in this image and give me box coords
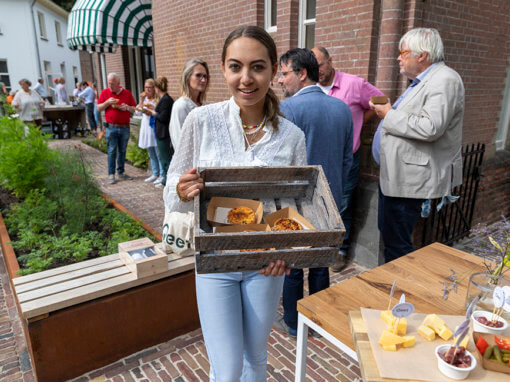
[67,0,153,53]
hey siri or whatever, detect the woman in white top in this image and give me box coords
[12,78,45,126]
[163,26,306,381]
[137,79,163,183]
[169,58,209,151]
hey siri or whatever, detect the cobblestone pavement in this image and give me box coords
[0,138,506,381]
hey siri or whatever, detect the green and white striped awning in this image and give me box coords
[67,0,153,53]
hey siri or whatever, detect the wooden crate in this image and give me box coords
[194,166,345,273]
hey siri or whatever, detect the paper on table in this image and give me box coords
[361,307,510,381]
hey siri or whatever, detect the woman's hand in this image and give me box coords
[177,168,204,200]
[258,260,290,277]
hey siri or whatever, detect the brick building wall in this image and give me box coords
[104,47,131,91]
[152,0,264,102]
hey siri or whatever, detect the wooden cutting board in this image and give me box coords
[349,310,422,382]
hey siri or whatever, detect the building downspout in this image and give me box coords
[374,0,406,102]
[30,0,43,78]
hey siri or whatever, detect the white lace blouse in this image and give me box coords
[169,96,197,151]
[163,97,308,213]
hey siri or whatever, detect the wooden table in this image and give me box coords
[295,242,486,382]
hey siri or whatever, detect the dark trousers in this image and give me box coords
[378,186,423,263]
[155,136,174,186]
[85,103,97,131]
[339,150,360,251]
[282,267,330,330]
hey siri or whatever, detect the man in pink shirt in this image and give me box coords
[312,46,384,272]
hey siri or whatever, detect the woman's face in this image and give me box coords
[222,37,277,111]
[20,82,30,92]
[144,82,155,98]
[188,64,208,95]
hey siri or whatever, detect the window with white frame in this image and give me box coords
[44,61,52,89]
[0,59,11,91]
[60,62,66,80]
[265,0,277,33]
[55,21,62,45]
[73,66,79,84]
[37,11,47,39]
[299,0,316,49]
[496,65,510,150]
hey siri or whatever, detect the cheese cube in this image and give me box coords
[381,311,407,335]
[418,325,436,341]
[454,326,470,348]
[381,310,394,326]
[422,314,445,332]
[437,325,453,341]
[379,330,405,346]
[394,318,407,335]
[382,344,397,351]
[401,335,415,348]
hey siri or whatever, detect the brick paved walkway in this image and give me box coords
[1,138,505,381]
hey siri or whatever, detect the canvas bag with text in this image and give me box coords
[162,211,194,256]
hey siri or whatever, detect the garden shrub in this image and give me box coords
[0,116,56,197]
[125,133,149,169]
[0,116,156,275]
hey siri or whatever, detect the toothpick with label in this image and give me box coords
[493,286,505,323]
[387,280,397,311]
[392,294,415,334]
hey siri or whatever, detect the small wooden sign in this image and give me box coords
[118,238,168,279]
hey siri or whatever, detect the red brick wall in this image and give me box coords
[78,51,94,83]
[104,47,131,90]
[152,0,264,102]
[476,150,510,224]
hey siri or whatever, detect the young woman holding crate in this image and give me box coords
[163,26,306,381]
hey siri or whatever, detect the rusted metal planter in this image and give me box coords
[0,198,199,382]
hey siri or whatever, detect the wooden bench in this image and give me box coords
[13,250,197,382]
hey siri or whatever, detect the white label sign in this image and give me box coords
[392,302,415,318]
[503,286,510,312]
[494,286,505,309]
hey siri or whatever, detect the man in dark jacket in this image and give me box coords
[273,48,353,338]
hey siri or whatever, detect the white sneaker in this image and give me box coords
[154,176,164,184]
[155,183,164,189]
[144,175,158,183]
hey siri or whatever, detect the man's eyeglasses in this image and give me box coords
[399,49,412,57]
[278,70,295,78]
[194,73,209,80]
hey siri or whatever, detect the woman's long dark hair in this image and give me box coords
[222,25,281,130]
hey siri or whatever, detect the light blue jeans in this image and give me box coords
[147,146,162,177]
[196,271,284,382]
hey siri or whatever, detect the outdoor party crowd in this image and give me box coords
[3,25,465,381]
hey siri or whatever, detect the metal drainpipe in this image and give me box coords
[374,0,406,102]
[30,0,43,78]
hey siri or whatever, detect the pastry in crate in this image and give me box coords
[271,218,302,231]
[239,230,271,252]
[228,206,256,224]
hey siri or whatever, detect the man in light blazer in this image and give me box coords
[273,48,353,338]
[371,28,465,263]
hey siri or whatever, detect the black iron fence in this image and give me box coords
[420,142,485,246]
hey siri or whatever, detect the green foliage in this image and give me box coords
[0,116,56,197]
[44,149,104,234]
[0,116,157,275]
[125,134,149,169]
[82,137,107,153]
[83,134,149,169]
